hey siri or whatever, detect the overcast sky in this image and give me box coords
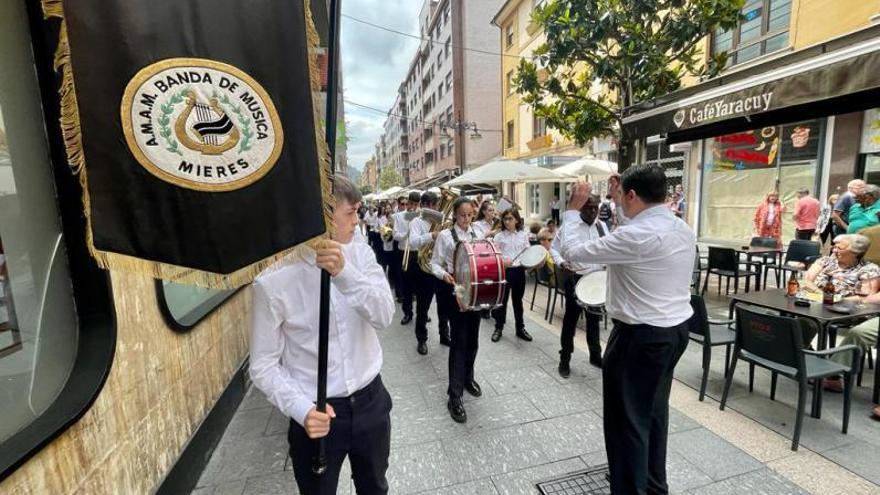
[341,0,422,171]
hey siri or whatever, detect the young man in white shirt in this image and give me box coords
[407,191,450,354]
[393,191,421,324]
[552,194,606,376]
[561,165,695,495]
[250,174,395,494]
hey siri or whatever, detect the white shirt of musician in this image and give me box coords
[552,218,607,276]
[379,216,393,252]
[472,219,493,238]
[408,217,433,250]
[560,204,695,327]
[249,241,395,427]
[493,230,530,265]
[392,210,414,244]
[430,225,483,280]
[365,212,378,230]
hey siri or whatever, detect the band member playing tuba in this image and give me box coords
[430,197,485,423]
[407,191,450,355]
[391,192,420,322]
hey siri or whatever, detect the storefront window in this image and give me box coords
[645,140,686,192]
[0,1,79,444]
[159,281,236,330]
[699,119,823,243]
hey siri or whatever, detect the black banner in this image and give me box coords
[51,0,329,285]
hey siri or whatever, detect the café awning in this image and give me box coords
[622,26,880,144]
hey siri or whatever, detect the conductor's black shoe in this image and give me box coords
[448,397,467,423]
[400,314,413,325]
[515,328,533,342]
[491,328,503,342]
[589,355,603,369]
[439,332,452,347]
[558,360,571,378]
[465,380,482,397]
[417,342,428,355]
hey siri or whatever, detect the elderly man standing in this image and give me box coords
[832,179,867,236]
[793,188,821,240]
[847,184,880,234]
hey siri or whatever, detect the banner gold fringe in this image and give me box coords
[41,0,336,289]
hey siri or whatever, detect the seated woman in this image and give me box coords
[803,234,880,299]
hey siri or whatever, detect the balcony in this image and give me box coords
[526,134,553,151]
[526,19,542,36]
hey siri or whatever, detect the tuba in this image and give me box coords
[418,189,458,273]
[380,214,394,243]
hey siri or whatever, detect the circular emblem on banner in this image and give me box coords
[121,58,283,191]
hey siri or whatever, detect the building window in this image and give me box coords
[506,71,515,95]
[158,282,236,330]
[532,115,546,138]
[712,0,791,67]
[445,72,453,92]
[506,121,515,148]
[445,39,451,58]
[505,24,514,48]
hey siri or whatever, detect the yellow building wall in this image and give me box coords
[0,273,251,494]
[500,8,522,159]
[791,0,880,49]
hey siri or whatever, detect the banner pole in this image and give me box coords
[313,0,342,476]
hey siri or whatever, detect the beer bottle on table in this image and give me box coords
[786,271,800,296]
[822,279,835,305]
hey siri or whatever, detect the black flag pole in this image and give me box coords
[313,0,342,476]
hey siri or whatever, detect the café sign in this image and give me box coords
[673,92,774,130]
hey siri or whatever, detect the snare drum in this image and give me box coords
[453,240,506,311]
[574,270,607,307]
[515,245,548,269]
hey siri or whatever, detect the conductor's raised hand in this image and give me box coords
[315,239,345,276]
[567,181,593,211]
[304,404,336,439]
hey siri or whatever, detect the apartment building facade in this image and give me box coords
[377,0,504,187]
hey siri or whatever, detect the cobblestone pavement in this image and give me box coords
[193,280,879,494]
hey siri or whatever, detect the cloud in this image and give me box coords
[340,0,421,170]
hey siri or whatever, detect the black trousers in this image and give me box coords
[400,251,417,317]
[551,208,560,223]
[604,321,689,495]
[820,223,834,245]
[795,229,815,240]
[414,267,440,342]
[560,271,602,359]
[368,231,382,259]
[389,243,404,298]
[288,376,393,495]
[435,278,455,339]
[442,288,481,398]
[492,266,525,331]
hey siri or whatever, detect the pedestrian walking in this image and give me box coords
[793,188,821,240]
[753,191,786,247]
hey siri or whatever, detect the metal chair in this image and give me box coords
[720,305,860,451]
[688,294,735,401]
[762,240,821,289]
[548,265,569,324]
[702,247,759,296]
[530,262,556,320]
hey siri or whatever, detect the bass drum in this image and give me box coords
[575,270,607,308]
[453,240,506,311]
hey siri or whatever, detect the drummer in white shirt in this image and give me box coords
[249,174,395,494]
[491,207,534,343]
[430,197,485,423]
[552,194,607,375]
[560,165,695,495]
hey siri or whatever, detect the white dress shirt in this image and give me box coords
[378,216,393,252]
[493,230,530,265]
[392,210,413,244]
[430,224,483,280]
[559,205,695,327]
[472,219,493,239]
[250,241,394,427]
[365,212,378,231]
[552,218,606,275]
[408,217,433,250]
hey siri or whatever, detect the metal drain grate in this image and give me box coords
[536,465,611,495]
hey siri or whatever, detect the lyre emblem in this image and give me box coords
[174,89,240,155]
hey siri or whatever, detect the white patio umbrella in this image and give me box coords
[374,186,403,200]
[553,157,618,181]
[444,159,575,190]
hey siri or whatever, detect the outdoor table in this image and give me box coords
[705,245,782,291]
[728,289,880,418]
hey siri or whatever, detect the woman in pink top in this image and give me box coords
[754,191,786,247]
[793,188,821,240]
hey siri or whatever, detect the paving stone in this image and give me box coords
[241,472,296,495]
[490,457,588,495]
[386,440,458,493]
[665,451,714,493]
[238,387,273,411]
[822,439,880,486]
[387,383,429,415]
[210,480,246,495]
[390,402,469,446]
[484,365,560,395]
[538,359,603,384]
[420,372,499,405]
[523,381,603,418]
[522,411,605,462]
[464,393,546,433]
[668,408,702,434]
[442,424,549,480]
[190,487,214,495]
[580,450,607,468]
[198,434,288,485]
[222,407,273,439]
[417,478,499,495]
[264,407,288,436]
[685,468,809,494]
[669,428,762,481]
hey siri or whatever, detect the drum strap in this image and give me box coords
[596,221,607,238]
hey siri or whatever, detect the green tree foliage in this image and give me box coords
[378,166,403,191]
[515,0,744,146]
[359,185,373,195]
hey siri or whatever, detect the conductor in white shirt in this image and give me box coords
[250,174,395,494]
[560,165,695,495]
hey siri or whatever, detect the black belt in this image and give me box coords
[327,374,383,406]
[612,320,684,331]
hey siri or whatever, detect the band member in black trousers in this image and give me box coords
[560,166,695,495]
[430,197,485,423]
[491,207,532,343]
[408,191,450,354]
[551,194,607,376]
[392,192,421,323]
